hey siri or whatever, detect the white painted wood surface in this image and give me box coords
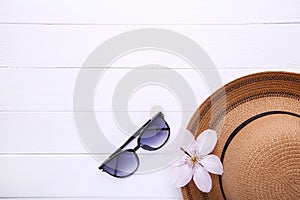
[1,25,300,68]
[1,0,300,24]
[0,0,299,199]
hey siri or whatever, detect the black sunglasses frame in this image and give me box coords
[99,112,170,178]
[98,111,170,178]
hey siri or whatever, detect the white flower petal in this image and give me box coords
[187,141,201,156]
[180,129,196,151]
[196,129,217,156]
[172,154,189,167]
[200,155,223,175]
[193,166,212,193]
[172,164,194,188]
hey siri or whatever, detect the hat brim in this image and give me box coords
[181,71,300,200]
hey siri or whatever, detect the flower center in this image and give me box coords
[190,155,199,164]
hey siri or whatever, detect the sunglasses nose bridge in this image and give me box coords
[133,145,140,152]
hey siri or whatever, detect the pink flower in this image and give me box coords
[172,129,223,193]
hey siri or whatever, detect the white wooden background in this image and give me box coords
[1,0,300,199]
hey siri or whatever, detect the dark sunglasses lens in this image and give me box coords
[139,116,170,150]
[102,150,139,177]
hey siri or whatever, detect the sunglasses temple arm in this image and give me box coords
[108,119,152,159]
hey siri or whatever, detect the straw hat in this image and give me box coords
[181,71,300,200]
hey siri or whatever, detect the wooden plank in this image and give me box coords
[0,0,300,24]
[0,68,209,112]
[0,111,193,153]
[1,25,300,68]
[0,155,181,198]
[0,68,298,112]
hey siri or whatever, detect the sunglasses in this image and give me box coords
[98,111,170,178]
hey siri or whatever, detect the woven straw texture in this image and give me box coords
[181,71,300,200]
